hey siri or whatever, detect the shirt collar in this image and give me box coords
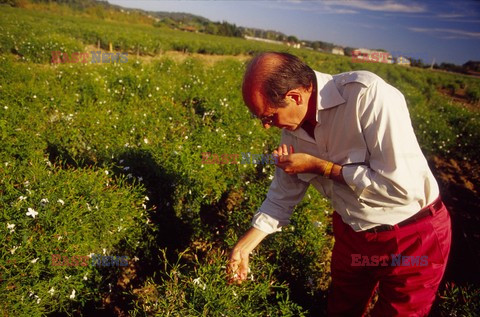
[314,70,346,120]
[285,71,345,142]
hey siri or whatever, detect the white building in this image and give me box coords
[396,56,411,66]
[352,48,393,64]
[332,47,345,55]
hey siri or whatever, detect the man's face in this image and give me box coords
[246,85,309,131]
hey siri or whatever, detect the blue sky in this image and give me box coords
[108,0,480,65]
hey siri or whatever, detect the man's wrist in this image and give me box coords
[312,158,346,185]
[323,161,334,178]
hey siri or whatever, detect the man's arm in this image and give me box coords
[273,144,346,185]
[228,227,268,283]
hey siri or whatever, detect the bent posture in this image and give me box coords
[229,52,451,316]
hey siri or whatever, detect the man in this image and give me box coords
[228,52,451,316]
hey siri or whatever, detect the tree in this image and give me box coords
[287,35,298,43]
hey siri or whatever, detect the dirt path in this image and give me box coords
[429,155,480,285]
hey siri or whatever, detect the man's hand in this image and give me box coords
[273,144,320,174]
[228,246,250,284]
[228,227,268,284]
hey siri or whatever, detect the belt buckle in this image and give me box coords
[368,224,394,233]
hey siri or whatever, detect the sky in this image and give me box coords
[107,0,480,65]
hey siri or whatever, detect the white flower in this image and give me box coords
[65,275,71,280]
[105,170,109,175]
[103,248,106,255]
[10,245,18,254]
[193,277,206,290]
[57,199,65,205]
[83,273,88,281]
[31,258,39,263]
[143,138,149,144]
[33,95,37,99]
[40,198,49,206]
[48,287,55,295]
[69,289,76,299]
[26,208,38,218]
[18,196,27,201]
[7,223,15,233]
[123,166,130,171]
[133,256,139,262]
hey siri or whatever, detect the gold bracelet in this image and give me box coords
[323,161,334,179]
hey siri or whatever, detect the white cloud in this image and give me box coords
[436,13,465,19]
[327,0,426,13]
[408,27,480,39]
[254,1,358,14]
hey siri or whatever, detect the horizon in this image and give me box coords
[107,0,480,66]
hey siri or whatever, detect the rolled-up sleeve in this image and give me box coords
[252,165,309,234]
[341,79,428,208]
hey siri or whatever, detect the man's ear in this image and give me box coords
[285,90,302,105]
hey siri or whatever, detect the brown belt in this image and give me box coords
[365,197,443,233]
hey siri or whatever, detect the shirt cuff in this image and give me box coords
[342,165,372,197]
[251,211,283,234]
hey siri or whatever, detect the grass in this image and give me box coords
[0,2,479,316]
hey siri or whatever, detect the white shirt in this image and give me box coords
[252,70,439,233]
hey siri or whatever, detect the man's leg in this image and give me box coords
[371,204,452,316]
[328,212,379,316]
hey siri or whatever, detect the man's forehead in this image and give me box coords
[244,85,268,115]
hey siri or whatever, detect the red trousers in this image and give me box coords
[328,201,451,316]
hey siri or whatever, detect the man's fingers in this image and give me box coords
[290,145,294,154]
[227,250,249,283]
[277,145,284,156]
[238,257,249,280]
[282,144,288,155]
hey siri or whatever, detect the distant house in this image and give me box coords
[352,48,393,64]
[331,47,345,55]
[286,42,301,49]
[396,56,411,66]
[180,26,198,33]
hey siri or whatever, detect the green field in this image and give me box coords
[1,2,479,316]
